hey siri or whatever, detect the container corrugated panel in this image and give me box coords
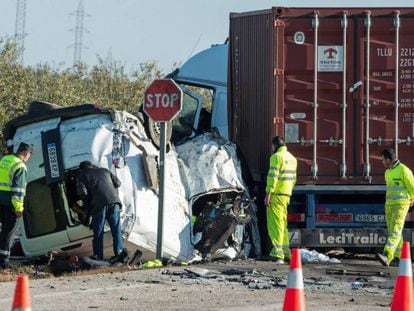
[229,10,278,182]
[229,7,414,185]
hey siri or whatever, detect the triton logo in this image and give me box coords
[324,48,338,59]
[318,46,343,72]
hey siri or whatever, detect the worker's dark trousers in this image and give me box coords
[0,204,18,263]
[90,203,123,260]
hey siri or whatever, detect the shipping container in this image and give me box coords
[229,7,414,185]
[225,7,414,250]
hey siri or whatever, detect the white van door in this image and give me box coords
[12,118,73,256]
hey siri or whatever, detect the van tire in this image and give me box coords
[143,114,172,149]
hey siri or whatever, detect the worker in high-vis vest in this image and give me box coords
[264,136,297,265]
[0,142,32,268]
[377,148,414,267]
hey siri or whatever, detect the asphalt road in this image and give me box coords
[0,258,399,310]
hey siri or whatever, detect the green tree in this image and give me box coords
[0,37,163,129]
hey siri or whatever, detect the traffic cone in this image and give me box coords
[282,248,305,311]
[12,275,31,311]
[391,241,414,311]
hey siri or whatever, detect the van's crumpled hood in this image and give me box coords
[175,133,245,200]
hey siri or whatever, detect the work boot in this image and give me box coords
[109,248,130,265]
[275,259,285,265]
[89,254,101,261]
[128,249,143,265]
[376,253,389,267]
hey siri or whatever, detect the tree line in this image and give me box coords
[0,38,163,132]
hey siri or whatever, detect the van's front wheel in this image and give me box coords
[143,114,172,149]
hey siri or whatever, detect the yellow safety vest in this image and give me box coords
[266,146,297,196]
[385,160,414,205]
[0,154,27,212]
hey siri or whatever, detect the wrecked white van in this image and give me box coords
[3,101,259,262]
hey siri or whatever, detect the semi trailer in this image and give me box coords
[170,7,414,252]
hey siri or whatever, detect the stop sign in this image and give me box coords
[143,79,183,122]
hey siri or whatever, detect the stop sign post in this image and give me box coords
[143,79,183,259]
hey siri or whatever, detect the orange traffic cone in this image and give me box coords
[12,275,31,311]
[391,241,414,311]
[282,248,305,311]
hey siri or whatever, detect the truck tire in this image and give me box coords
[143,114,172,149]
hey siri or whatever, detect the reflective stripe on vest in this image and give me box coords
[386,194,409,200]
[9,161,23,181]
[266,146,297,195]
[11,187,25,194]
[279,176,297,181]
[385,161,414,205]
[386,186,406,191]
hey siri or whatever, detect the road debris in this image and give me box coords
[326,269,390,277]
[301,249,341,264]
[351,281,363,290]
[184,268,219,279]
[247,280,271,289]
[304,278,331,287]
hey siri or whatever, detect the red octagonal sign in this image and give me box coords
[143,79,183,122]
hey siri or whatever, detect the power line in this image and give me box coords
[187,33,203,60]
[70,0,90,66]
[14,0,27,65]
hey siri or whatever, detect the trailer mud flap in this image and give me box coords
[41,128,65,184]
[288,228,413,248]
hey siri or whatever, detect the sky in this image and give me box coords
[0,0,413,73]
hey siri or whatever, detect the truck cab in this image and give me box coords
[169,43,229,142]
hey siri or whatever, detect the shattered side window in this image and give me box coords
[181,85,213,113]
[24,179,57,237]
[172,84,214,142]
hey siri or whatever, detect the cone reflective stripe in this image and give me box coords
[391,242,413,311]
[397,259,413,277]
[12,275,31,311]
[283,248,306,311]
[286,269,304,289]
